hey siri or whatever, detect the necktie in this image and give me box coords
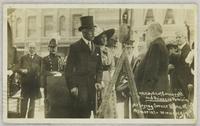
[31,54,34,59]
[88,42,91,50]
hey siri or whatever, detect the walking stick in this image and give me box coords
[95,89,102,118]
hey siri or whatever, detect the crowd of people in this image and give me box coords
[7,15,194,119]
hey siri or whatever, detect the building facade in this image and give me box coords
[8,8,196,57]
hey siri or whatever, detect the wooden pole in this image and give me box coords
[96,50,144,118]
[119,8,121,26]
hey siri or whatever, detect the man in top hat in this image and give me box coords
[18,42,42,118]
[65,16,103,118]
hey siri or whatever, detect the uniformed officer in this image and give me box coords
[43,39,61,73]
[42,38,62,117]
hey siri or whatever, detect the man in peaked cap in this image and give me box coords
[65,16,103,118]
[42,39,60,76]
[42,38,69,118]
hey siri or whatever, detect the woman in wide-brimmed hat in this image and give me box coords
[94,28,117,118]
[94,29,115,69]
[94,28,115,74]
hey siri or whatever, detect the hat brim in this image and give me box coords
[48,44,57,47]
[166,44,178,49]
[78,25,96,31]
[94,29,115,45]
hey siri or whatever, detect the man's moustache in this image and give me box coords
[50,51,56,54]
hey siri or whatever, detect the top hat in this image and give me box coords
[78,16,96,31]
[48,38,57,47]
[94,29,115,45]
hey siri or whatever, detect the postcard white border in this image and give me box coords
[2,4,198,124]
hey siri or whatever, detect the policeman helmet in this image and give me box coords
[48,38,57,47]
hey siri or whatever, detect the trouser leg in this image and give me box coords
[44,99,50,118]
[27,97,35,118]
[20,96,28,118]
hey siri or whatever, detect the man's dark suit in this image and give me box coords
[169,43,193,98]
[19,54,42,118]
[65,39,103,118]
[134,37,170,92]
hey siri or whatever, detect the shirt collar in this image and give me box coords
[82,35,90,45]
[29,53,35,56]
[179,42,187,50]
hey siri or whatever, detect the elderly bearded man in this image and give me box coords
[134,22,173,118]
[65,16,103,118]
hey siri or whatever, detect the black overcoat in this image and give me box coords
[134,37,170,92]
[134,37,174,118]
[65,38,103,117]
[19,54,42,99]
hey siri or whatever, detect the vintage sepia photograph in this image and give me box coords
[3,4,197,124]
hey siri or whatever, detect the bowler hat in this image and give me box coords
[94,29,115,45]
[78,16,96,31]
[48,38,57,47]
[166,43,178,50]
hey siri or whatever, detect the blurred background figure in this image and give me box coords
[125,40,135,66]
[166,41,179,88]
[166,30,194,119]
[185,42,194,76]
[172,31,193,100]
[18,42,42,118]
[132,37,147,73]
[107,32,123,65]
[7,22,20,97]
[119,9,133,48]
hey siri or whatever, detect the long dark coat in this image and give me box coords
[134,37,170,92]
[19,54,42,99]
[134,37,173,118]
[169,43,193,98]
[65,38,103,118]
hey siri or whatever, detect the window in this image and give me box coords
[59,16,66,36]
[44,16,53,36]
[164,9,175,25]
[144,9,155,25]
[16,17,22,38]
[27,16,36,37]
[72,14,82,36]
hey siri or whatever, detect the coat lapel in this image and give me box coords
[80,38,92,54]
[27,54,38,66]
[91,41,95,54]
[26,54,33,66]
